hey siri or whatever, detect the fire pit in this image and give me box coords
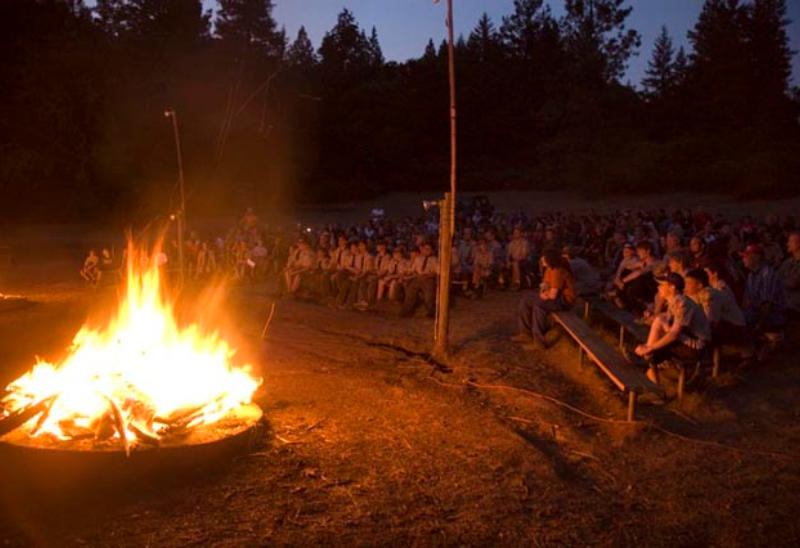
[0,242,263,487]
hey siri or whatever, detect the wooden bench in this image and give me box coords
[551,309,663,421]
[585,299,723,397]
[585,299,648,349]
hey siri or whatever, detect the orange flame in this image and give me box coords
[1,242,261,449]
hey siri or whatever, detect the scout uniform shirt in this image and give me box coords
[507,237,530,262]
[689,286,745,327]
[415,253,439,276]
[329,245,348,271]
[472,246,493,277]
[667,293,711,350]
[296,247,315,270]
[374,252,392,276]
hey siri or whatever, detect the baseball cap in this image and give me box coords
[739,244,763,257]
[655,271,685,293]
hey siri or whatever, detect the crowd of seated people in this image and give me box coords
[79,248,118,286]
[511,205,798,385]
[78,200,800,379]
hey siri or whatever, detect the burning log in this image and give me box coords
[100,394,130,457]
[92,411,116,441]
[0,395,57,438]
[57,419,94,440]
[155,404,206,426]
[31,395,59,435]
[128,422,160,446]
[123,399,156,431]
[1,240,261,454]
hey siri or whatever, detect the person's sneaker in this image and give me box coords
[511,333,533,343]
[612,296,625,309]
[543,329,561,347]
[638,391,666,406]
[620,345,640,366]
[522,339,547,352]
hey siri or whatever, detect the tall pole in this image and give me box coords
[433,0,457,358]
[165,109,186,287]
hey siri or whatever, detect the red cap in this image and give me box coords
[739,244,763,257]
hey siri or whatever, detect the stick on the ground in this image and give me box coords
[261,301,277,339]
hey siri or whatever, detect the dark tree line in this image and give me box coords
[0,0,797,222]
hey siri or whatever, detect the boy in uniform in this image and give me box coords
[400,242,439,317]
[633,272,710,384]
[507,227,531,290]
[366,241,392,308]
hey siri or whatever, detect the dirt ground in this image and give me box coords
[2,191,800,546]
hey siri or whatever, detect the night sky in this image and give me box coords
[269,0,800,87]
[85,0,799,86]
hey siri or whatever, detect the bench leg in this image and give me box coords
[619,325,625,351]
[578,347,585,368]
[677,366,686,401]
[627,391,637,422]
[712,348,720,378]
[584,301,590,321]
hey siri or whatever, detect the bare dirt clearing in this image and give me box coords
[2,190,800,546]
[1,282,799,546]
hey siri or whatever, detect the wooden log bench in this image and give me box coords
[550,309,663,421]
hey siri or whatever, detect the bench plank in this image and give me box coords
[589,299,649,342]
[551,310,660,394]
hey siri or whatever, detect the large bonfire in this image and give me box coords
[0,243,261,454]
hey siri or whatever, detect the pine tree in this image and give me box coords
[562,0,641,83]
[687,0,751,125]
[216,0,281,58]
[672,46,688,86]
[499,0,547,62]
[287,25,316,68]
[367,26,384,68]
[437,39,448,58]
[642,25,675,98]
[422,38,437,62]
[467,13,500,63]
[747,0,794,124]
[318,8,371,77]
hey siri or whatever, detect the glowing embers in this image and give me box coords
[0,243,261,454]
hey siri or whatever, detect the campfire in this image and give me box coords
[0,243,262,455]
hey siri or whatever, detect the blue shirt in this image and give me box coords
[744,264,786,310]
